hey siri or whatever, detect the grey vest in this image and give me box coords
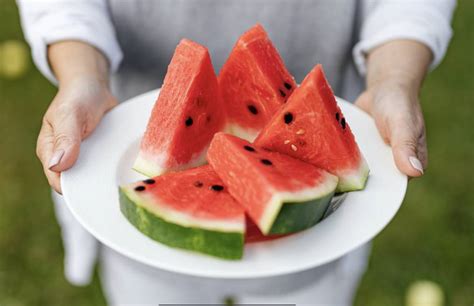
[105,0,369,291]
[108,0,364,102]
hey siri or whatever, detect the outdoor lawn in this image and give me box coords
[0,1,472,305]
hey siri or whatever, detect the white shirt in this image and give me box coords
[18,0,455,84]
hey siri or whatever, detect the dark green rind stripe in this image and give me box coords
[119,188,244,260]
[269,192,334,235]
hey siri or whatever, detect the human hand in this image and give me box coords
[355,80,426,177]
[356,40,433,177]
[36,78,117,193]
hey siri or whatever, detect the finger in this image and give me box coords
[354,91,372,114]
[48,111,83,172]
[36,120,55,168]
[36,121,64,193]
[417,129,428,169]
[355,92,394,144]
[44,167,62,194]
[390,123,424,177]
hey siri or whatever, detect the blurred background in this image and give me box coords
[0,1,472,305]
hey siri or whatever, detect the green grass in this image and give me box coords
[0,1,472,305]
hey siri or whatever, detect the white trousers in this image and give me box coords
[99,244,370,305]
[54,192,370,305]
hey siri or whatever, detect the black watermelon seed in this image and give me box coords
[341,117,346,129]
[134,186,146,192]
[284,112,294,124]
[193,181,203,188]
[143,179,155,184]
[185,117,193,126]
[284,82,292,90]
[279,89,286,97]
[261,159,273,166]
[336,113,340,121]
[247,104,258,115]
[243,145,256,152]
[210,185,224,191]
[298,139,306,146]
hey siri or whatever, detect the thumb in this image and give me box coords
[48,113,82,172]
[391,125,424,177]
[354,90,372,114]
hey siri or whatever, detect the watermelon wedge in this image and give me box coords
[255,65,369,192]
[133,39,225,177]
[119,165,245,259]
[219,24,297,141]
[207,133,338,235]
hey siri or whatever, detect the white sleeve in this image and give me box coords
[16,0,123,84]
[353,0,456,75]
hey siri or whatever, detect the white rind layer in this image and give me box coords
[259,171,339,234]
[133,152,167,177]
[226,123,259,142]
[122,187,245,233]
[133,146,209,177]
[336,157,370,192]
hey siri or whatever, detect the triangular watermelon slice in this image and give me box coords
[255,64,369,192]
[219,24,297,141]
[207,133,338,235]
[119,165,245,259]
[133,39,225,177]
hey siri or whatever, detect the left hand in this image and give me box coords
[355,80,426,177]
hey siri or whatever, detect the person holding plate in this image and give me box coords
[17,0,455,304]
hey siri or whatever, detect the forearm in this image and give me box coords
[365,40,433,94]
[48,41,110,88]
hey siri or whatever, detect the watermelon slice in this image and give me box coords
[133,39,225,177]
[219,24,297,141]
[255,64,369,192]
[207,133,338,235]
[119,165,245,259]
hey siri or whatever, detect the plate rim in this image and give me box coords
[62,89,407,279]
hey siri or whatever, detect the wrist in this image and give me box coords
[365,40,432,95]
[55,77,116,112]
[366,78,421,110]
[59,75,109,92]
[368,76,418,95]
[48,41,110,89]
[367,70,422,95]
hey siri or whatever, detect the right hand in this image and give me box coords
[36,77,117,193]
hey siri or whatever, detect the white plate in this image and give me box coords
[62,89,407,279]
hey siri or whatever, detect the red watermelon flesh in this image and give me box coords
[255,64,369,192]
[207,133,338,235]
[245,216,289,243]
[134,39,225,177]
[219,24,296,141]
[119,165,245,259]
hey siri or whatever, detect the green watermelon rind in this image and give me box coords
[269,192,335,234]
[335,158,370,193]
[259,172,339,234]
[119,188,244,260]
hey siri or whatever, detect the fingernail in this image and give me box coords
[48,149,65,169]
[409,156,424,174]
